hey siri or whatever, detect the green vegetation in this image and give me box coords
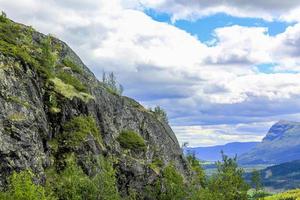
[7,95,31,109]
[0,13,93,103]
[146,164,186,200]
[117,130,146,151]
[149,158,164,174]
[206,153,249,200]
[7,112,26,122]
[102,72,123,95]
[60,115,102,149]
[264,189,300,200]
[92,156,120,200]
[46,154,120,200]
[62,58,83,74]
[187,154,206,188]
[57,71,87,93]
[150,106,168,124]
[0,170,55,200]
[50,78,93,102]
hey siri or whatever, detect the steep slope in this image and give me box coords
[239,120,300,165]
[0,16,189,198]
[184,142,259,161]
[245,160,300,192]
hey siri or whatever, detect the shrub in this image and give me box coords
[92,156,120,200]
[57,71,87,93]
[207,152,249,200]
[60,115,102,149]
[102,72,123,95]
[186,154,206,188]
[151,164,186,200]
[50,78,93,102]
[150,106,168,124]
[0,170,55,200]
[62,58,83,74]
[46,157,97,200]
[45,154,120,200]
[117,130,146,151]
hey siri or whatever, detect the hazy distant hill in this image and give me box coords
[245,160,300,192]
[239,120,300,165]
[184,142,259,161]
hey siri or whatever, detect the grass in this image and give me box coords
[62,58,83,74]
[7,95,31,109]
[50,78,93,103]
[56,71,87,93]
[60,115,103,149]
[264,189,300,200]
[0,15,93,103]
[117,130,146,152]
[7,112,26,122]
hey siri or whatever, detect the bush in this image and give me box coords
[150,106,168,124]
[60,115,102,149]
[46,156,97,200]
[62,58,83,74]
[46,154,120,200]
[92,156,120,200]
[207,153,249,200]
[102,72,123,95]
[149,164,186,200]
[117,130,146,151]
[57,71,87,93]
[0,170,55,200]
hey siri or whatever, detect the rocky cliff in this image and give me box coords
[0,16,189,198]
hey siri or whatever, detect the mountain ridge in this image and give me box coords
[239,120,300,164]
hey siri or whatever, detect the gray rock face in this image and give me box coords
[0,21,189,196]
[238,121,300,165]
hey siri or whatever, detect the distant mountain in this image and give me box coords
[244,160,300,192]
[239,120,300,165]
[184,142,259,161]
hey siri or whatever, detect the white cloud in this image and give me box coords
[2,0,300,146]
[140,0,300,22]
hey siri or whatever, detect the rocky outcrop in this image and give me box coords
[238,120,300,165]
[0,18,189,197]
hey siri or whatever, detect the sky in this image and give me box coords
[2,0,300,147]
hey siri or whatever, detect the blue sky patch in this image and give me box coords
[145,9,294,43]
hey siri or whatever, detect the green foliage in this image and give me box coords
[102,72,123,95]
[251,169,263,199]
[206,152,250,200]
[45,154,120,200]
[92,156,121,200]
[0,11,8,23]
[186,154,206,188]
[264,189,300,200]
[57,71,87,93]
[7,95,31,109]
[60,115,102,149]
[48,92,61,113]
[0,170,55,200]
[50,78,93,102]
[0,15,93,103]
[62,58,83,74]
[7,112,26,122]
[154,164,187,200]
[150,106,168,124]
[46,157,97,200]
[39,36,57,78]
[117,130,146,151]
[149,158,164,174]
